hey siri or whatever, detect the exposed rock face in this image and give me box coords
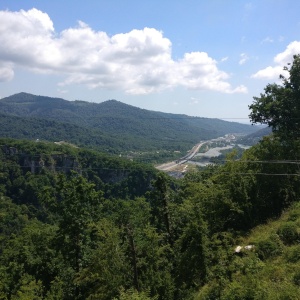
[2,145,81,175]
[2,145,18,155]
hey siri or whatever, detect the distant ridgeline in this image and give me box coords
[0,93,259,154]
[1,57,300,299]
[237,126,272,145]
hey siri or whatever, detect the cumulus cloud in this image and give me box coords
[251,66,285,80]
[0,8,246,94]
[274,41,300,65]
[252,41,300,80]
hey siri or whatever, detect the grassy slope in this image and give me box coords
[196,201,300,299]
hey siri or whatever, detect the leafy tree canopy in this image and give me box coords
[249,54,300,140]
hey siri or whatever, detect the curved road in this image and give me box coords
[156,141,205,171]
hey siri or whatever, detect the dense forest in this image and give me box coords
[0,93,258,158]
[1,56,300,299]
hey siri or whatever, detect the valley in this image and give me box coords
[1,2,300,298]
[156,133,251,176]
[1,86,298,300]
[0,93,260,160]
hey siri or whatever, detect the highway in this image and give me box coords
[155,134,238,172]
[156,141,205,171]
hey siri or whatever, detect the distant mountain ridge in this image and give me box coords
[238,126,272,145]
[0,92,259,153]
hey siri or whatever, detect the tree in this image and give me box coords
[99,197,175,299]
[249,54,300,140]
[147,173,174,246]
[76,219,131,300]
[41,173,104,299]
[52,174,103,272]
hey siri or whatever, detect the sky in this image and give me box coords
[1,0,300,122]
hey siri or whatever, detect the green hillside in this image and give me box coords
[1,57,300,299]
[0,137,158,201]
[0,113,129,153]
[238,126,272,145]
[195,201,300,299]
[1,132,300,299]
[0,93,258,154]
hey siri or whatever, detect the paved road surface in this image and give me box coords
[156,141,205,171]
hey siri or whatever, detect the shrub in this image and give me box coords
[284,245,300,263]
[277,222,299,245]
[220,281,248,300]
[293,270,300,286]
[256,234,283,260]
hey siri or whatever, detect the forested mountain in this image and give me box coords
[1,56,300,299]
[0,138,158,201]
[1,133,300,299]
[0,93,258,154]
[237,126,272,145]
[0,113,142,154]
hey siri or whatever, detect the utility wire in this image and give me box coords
[1,156,299,166]
[2,152,300,165]
[1,162,300,177]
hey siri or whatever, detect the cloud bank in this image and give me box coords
[0,8,247,94]
[252,41,300,80]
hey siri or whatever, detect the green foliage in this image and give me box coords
[0,92,257,156]
[0,220,59,298]
[10,274,43,300]
[48,174,103,269]
[76,219,131,300]
[174,198,209,292]
[114,288,158,300]
[249,54,300,141]
[0,196,28,241]
[1,97,300,300]
[293,270,300,286]
[101,197,175,299]
[220,280,253,300]
[277,222,300,245]
[256,233,283,260]
[284,245,300,263]
[0,137,159,202]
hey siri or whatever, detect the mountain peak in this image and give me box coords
[0,92,259,152]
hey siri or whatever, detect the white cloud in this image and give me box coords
[251,66,285,80]
[261,37,274,44]
[220,56,229,62]
[239,53,249,65]
[0,8,246,94]
[0,64,14,82]
[274,41,300,65]
[252,41,300,80]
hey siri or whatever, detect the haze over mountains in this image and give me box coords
[0,92,259,153]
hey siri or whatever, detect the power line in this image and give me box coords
[1,161,300,177]
[199,160,300,165]
[212,172,300,177]
[2,151,300,165]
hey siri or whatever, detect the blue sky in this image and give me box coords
[1,0,300,122]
